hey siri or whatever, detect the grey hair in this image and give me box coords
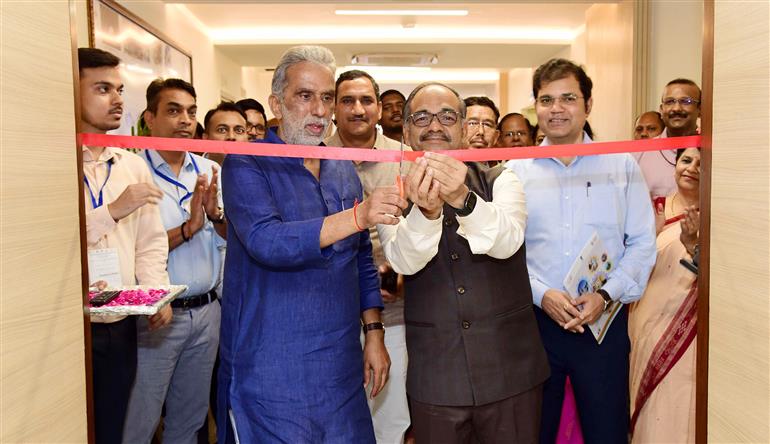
[271,45,336,99]
[403,82,466,123]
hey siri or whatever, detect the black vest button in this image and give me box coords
[450,252,459,260]
[457,286,466,294]
[444,218,454,226]
[462,320,470,329]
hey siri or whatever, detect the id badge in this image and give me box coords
[87,248,122,288]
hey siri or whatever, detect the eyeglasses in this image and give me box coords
[502,130,528,139]
[661,97,700,107]
[466,120,497,131]
[536,94,583,108]
[247,124,266,134]
[407,110,461,127]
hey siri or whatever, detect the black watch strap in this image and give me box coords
[363,322,385,334]
[455,191,477,217]
[597,289,612,311]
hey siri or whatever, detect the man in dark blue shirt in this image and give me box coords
[219,45,407,443]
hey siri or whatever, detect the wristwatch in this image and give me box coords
[597,289,612,312]
[454,191,477,217]
[363,322,385,334]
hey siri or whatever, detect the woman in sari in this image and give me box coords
[629,147,700,443]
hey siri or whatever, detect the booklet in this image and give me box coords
[563,231,622,344]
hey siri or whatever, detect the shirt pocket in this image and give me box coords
[586,179,621,226]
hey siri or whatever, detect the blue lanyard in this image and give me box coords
[84,159,113,209]
[145,150,200,206]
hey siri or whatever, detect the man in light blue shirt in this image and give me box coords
[124,78,226,444]
[507,59,655,443]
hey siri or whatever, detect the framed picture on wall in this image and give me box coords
[88,0,192,135]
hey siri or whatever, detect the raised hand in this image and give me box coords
[187,175,208,234]
[680,206,699,256]
[357,186,408,228]
[421,152,469,209]
[404,156,442,219]
[202,166,221,220]
[108,183,163,221]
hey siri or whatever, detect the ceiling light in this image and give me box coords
[339,66,432,73]
[336,67,499,84]
[350,53,439,67]
[335,9,468,17]
[211,26,576,44]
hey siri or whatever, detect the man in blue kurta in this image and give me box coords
[218,46,406,443]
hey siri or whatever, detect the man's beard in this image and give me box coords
[280,103,329,146]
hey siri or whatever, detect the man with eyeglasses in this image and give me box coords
[378,82,550,443]
[462,96,500,149]
[635,79,702,199]
[235,98,268,141]
[498,112,535,148]
[507,58,655,443]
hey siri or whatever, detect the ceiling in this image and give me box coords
[168,2,597,69]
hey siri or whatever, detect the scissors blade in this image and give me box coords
[398,138,405,198]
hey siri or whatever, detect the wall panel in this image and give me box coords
[0,1,88,442]
[584,1,634,141]
[708,1,770,442]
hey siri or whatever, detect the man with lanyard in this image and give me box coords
[123,78,226,444]
[219,45,401,443]
[506,59,656,443]
[325,69,412,443]
[78,47,171,444]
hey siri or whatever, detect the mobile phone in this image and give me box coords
[90,290,122,306]
[653,196,666,209]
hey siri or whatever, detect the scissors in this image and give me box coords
[396,138,405,198]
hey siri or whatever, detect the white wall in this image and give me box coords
[570,25,587,66]
[216,48,244,102]
[646,0,703,111]
[584,2,635,141]
[505,68,534,115]
[241,67,275,119]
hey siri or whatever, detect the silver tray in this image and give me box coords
[88,285,187,316]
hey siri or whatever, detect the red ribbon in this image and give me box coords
[79,133,701,162]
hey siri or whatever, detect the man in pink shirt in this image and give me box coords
[634,79,701,198]
[79,47,172,443]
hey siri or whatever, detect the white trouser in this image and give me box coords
[363,324,410,444]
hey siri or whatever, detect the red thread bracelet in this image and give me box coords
[353,199,364,232]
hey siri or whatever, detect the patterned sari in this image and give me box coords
[629,213,697,443]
